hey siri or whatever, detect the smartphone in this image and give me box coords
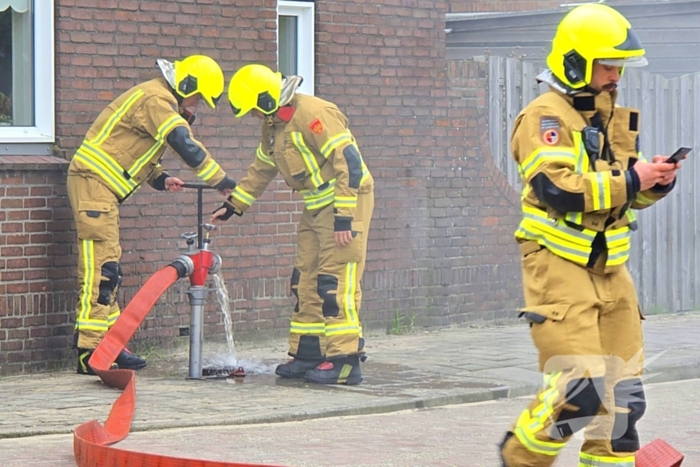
[666,147,692,164]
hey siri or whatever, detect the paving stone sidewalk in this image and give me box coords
[2,312,700,439]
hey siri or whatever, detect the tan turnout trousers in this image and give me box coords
[67,173,122,350]
[289,183,374,360]
[502,244,645,467]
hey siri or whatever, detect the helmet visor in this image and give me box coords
[597,56,648,68]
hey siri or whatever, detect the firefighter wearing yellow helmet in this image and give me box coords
[499,4,681,466]
[213,64,374,385]
[67,55,236,375]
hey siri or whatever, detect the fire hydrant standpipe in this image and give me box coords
[75,261,284,467]
[182,182,214,251]
[181,183,222,379]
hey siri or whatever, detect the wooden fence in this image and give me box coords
[487,56,700,313]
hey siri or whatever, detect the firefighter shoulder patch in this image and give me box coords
[309,118,323,134]
[540,116,561,146]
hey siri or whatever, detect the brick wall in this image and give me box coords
[0,157,73,373]
[0,0,524,374]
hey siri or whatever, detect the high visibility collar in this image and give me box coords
[277,105,295,122]
[547,86,617,126]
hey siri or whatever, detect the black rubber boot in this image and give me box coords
[115,349,147,370]
[275,358,324,378]
[498,431,515,467]
[77,349,117,375]
[304,355,362,385]
[358,337,367,362]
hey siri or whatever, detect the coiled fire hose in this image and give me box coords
[73,263,283,467]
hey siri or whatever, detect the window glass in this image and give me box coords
[278,1,314,96]
[279,15,298,77]
[0,1,34,127]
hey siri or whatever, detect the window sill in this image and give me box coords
[0,155,69,171]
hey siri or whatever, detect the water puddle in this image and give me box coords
[201,273,276,378]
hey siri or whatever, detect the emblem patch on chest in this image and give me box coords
[309,118,324,134]
[540,116,561,146]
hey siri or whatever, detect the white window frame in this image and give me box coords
[278,0,314,96]
[0,0,55,144]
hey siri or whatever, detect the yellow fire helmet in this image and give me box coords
[547,3,648,89]
[173,55,225,109]
[227,64,282,118]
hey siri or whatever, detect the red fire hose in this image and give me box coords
[73,264,284,467]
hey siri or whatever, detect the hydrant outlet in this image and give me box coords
[171,255,195,279]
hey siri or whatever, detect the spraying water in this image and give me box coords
[206,272,277,376]
[211,271,237,365]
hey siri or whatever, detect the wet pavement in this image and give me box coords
[3,311,700,444]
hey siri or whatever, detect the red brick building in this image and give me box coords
[0,0,533,374]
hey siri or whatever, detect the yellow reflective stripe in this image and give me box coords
[530,372,561,429]
[566,132,587,226]
[573,131,589,173]
[344,262,358,325]
[334,196,357,209]
[256,144,275,166]
[520,147,576,179]
[637,152,647,163]
[290,322,325,334]
[606,228,631,247]
[516,226,590,265]
[74,151,130,199]
[361,164,370,183]
[89,89,145,146]
[126,115,180,177]
[197,159,221,182]
[303,193,334,210]
[522,206,596,245]
[127,115,184,177]
[155,114,186,142]
[606,227,631,265]
[635,192,655,206]
[107,309,120,327]
[75,320,109,332]
[325,324,361,336]
[565,211,583,224]
[232,186,255,206]
[513,425,562,456]
[291,131,324,188]
[590,172,612,210]
[76,143,135,198]
[514,371,564,456]
[320,131,353,158]
[127,142,163,181]
[300,179,336,210]
[77,239,95,323]
[579,453,635,467]
[128,115,184,180]
[626,210,637,223]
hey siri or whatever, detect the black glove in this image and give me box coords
[214,203,241,221]
[152,172,170,191]
[214,176,237,192]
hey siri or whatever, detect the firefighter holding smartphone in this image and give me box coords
[499,4,683,466]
